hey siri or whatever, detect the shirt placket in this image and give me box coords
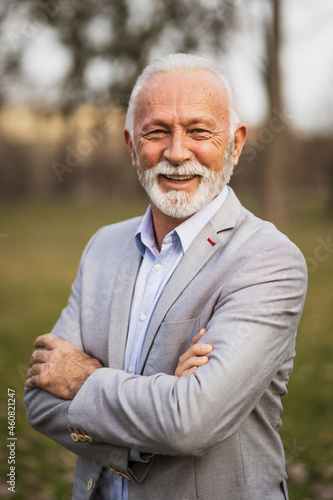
[132,235,176,374]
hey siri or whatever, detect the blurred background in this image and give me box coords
[0,0,332,498]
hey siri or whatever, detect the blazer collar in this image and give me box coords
[108,225,142,369]
[209,187,242,234]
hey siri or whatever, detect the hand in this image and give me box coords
[25,333,102,400]
[174,329,213,377]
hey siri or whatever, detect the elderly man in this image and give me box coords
[25,53,307,500]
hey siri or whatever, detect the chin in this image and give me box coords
[152,188,215,219]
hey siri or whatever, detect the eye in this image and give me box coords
[152,129,167,135]
[144,129,169,140]
[190,128,211,139]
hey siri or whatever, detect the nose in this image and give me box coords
[163,131,192,165]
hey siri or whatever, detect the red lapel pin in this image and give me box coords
[207,238,216,247]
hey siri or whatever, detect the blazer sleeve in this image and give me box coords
[67,236,307,457]
[24,229,130,472]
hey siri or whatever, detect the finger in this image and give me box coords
[25,377,34,388]
[183,355,209,370]
[25,374,43,389]
[178,329,209,365]
[179,366,197,378]
[25,362,49,389]
[175,355,209,377]
[26,362,42,380]
[33,333,59,349]
[191,328,207,345]
[25,363,42,387]
[178,342,212,366]
[191,343,213,356]
[30,349,49,367]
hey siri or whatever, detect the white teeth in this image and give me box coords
[165,175,194,181]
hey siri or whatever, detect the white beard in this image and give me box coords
[135,142,234,219]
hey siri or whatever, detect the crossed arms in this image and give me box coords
[25,328,211,399]
[24,227,307,465]
[24,327,212,472]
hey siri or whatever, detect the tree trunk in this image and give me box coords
[262,0,289,230]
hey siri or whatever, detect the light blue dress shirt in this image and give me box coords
[99,187,229,500]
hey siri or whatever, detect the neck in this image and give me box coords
[150,203,189,251]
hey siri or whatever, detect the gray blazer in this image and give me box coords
[25,189,307,500]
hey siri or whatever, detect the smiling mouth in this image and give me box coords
[162,175,197,182]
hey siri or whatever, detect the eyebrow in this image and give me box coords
[186,117,216,125]
[142,116,217,131]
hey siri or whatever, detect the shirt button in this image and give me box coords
[140,313,146,321]
[128,366,134,373]
[155,264,162,271]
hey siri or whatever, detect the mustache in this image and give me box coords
[145,160,214,179]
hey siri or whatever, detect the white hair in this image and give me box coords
[125,53,240,140]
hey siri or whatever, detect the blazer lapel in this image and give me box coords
[108,235,142,369]
[138,188,242,374]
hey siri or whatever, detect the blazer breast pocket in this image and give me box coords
[142,317,200,376]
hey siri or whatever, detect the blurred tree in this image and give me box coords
[2,0,319,226]
[262,0,288,228]
[0,0,22,107]
[235,0,289,228]
[2,0,237,112]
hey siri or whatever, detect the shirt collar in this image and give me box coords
[135,186,229,256]
[135,205,158,257]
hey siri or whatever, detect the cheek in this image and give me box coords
[139,145,164,169]
[193,144,226,172]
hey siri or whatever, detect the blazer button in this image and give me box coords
[78,434,86,442]
[71,433,79,442]
[87,478,94,491]
[85,435,93,442]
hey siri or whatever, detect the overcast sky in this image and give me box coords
[7,0,333,135]
[222,0,333,134]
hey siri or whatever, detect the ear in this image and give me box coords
[232,123,248,166]
[124,129,137,169]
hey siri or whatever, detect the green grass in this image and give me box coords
[0,195,332,499]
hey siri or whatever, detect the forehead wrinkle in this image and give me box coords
[142,113,220,132]
[134,69,229,135]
